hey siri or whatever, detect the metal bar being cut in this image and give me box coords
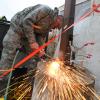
[60,0,76,65]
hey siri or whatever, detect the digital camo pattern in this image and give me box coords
[0,4,55,71]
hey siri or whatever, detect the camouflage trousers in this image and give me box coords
[0,29,37,96]
[0,29,20,96]
[0,29,21,70]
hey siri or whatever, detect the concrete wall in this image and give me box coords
[73,0,100,94]
[76,0,88,4]
[58,0,100,94]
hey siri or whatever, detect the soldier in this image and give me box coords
[0,4,63,96]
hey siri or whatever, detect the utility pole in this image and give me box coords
[60,0,76,65]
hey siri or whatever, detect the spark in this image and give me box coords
[0,69,35,99]
[3,60,100,100]
[31,60,100,100]
[46,60,61,77]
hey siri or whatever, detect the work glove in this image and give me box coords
[30,42,39,50]
[30,42,45,57]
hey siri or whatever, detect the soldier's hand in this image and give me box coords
[30,42,45,57]
[30,42,39,50]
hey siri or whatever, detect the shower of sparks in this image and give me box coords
[0,69,36,100]
[1,59,100,100]
[31,60,100,100]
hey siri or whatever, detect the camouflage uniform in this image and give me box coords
[0,4,54,70]
[0,4,55,95]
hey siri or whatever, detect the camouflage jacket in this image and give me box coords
[10,4,55,45]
